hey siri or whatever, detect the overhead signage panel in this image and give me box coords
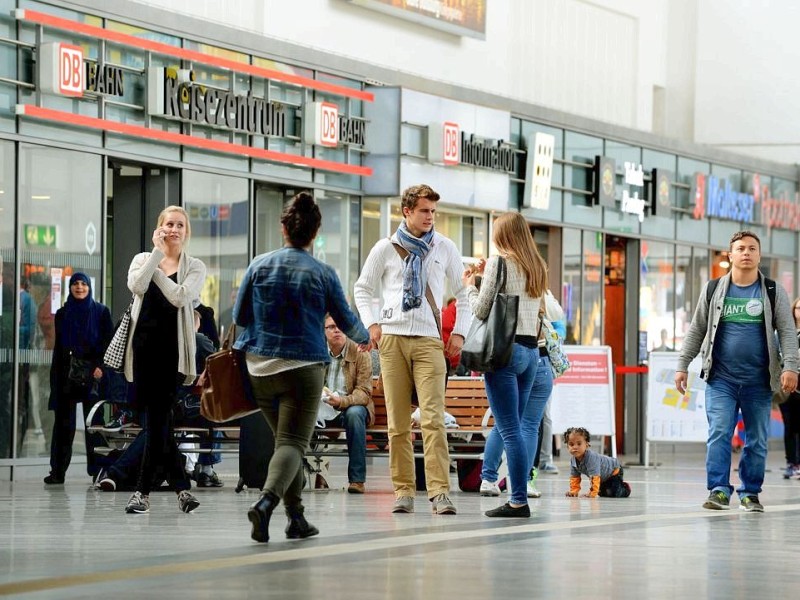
[16,9,372,176]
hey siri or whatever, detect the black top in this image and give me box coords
[133,273,178,353]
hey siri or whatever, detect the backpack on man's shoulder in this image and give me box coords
[705,276,777,327]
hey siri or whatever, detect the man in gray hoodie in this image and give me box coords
[676,231,798,513]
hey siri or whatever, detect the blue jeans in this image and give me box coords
[326,405,368,483]
[705,376,772,498]
[480,345,554,504]
[197,431,222,466]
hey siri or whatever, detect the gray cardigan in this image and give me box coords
[123,248,206,385]
[677,272,798,391]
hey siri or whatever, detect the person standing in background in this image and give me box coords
[44,273,113,484]
[779,297,800,479]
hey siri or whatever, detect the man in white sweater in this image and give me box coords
[354,184,471,515]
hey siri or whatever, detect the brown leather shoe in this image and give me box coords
[347,482,365,494]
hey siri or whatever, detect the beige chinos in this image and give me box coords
[380,334,450,499]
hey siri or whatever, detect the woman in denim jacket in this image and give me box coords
[234,191,370,543]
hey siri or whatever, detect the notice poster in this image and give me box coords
[647,352,707,442]
[550,346,615,436]
[50,268,63,314]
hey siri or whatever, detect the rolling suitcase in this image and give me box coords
[235,411,274,493]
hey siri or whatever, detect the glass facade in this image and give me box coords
[0,140,15,458]
[0,2,373,471]
[0,0,797,469]
[16,144,102,461]
[182,170,250,335]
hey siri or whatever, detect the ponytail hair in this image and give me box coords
[281,191,321,248]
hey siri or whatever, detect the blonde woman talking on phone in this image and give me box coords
[122,205,206,515]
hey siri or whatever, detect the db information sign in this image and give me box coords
[427,121,461,165]
[442,122,460,165]
[304,101,338,147]
[39,42,84,97]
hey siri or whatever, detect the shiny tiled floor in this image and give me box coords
[2,448,800,599]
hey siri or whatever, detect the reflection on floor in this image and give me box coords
[1,449,799,599]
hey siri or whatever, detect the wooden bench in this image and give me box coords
[304,377,492,485]
[87,376,492,488]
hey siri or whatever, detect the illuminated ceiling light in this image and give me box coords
[31,195,51,200]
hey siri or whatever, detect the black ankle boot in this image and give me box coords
[248,491,280,543]
[285,505,320,539]
[43,473,64,485]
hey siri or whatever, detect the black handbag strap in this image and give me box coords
[494,256,508,296]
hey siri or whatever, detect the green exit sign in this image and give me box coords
[25,224,57,247]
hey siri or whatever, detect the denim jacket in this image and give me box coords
[233,247,369,362]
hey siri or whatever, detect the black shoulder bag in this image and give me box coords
[460,257,519,373]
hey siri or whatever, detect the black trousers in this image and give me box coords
[49,384,100,477]
[133,349,190,496]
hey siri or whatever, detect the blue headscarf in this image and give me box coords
[395,221,435,311]
[61,272,102,353]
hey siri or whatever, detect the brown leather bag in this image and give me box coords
[200,326,258,423]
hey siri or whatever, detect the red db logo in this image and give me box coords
[443,122,460,165]
[58,44,84,97]
[319,102,338,147]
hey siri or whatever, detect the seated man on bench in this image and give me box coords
[317,314,374,494]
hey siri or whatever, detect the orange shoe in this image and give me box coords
[347,482,365,494]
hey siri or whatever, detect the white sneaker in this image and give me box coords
[480,480,501,496]
[540,463,559,475]
[527,468,542,498]
[527,480,542,498]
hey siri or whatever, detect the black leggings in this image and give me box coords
[133,351,190,496]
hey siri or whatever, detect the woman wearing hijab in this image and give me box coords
[45,272,113,484]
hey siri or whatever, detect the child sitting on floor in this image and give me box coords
[564,427,631,498]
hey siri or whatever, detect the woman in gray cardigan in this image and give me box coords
[122,205,206,515]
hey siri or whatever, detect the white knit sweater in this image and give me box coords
[466,255,544,337]
[354,231,471,338]
[123,249,206,384]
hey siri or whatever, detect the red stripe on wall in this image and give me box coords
[18,9,374,102]
[16,104,373,177]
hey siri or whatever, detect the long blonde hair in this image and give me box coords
[157,205,191,242]
[493,212,548,298]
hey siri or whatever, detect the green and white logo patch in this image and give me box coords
[721,297,764,324]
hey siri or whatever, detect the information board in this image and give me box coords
[646,352,707,443]
[550,346,615,440]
